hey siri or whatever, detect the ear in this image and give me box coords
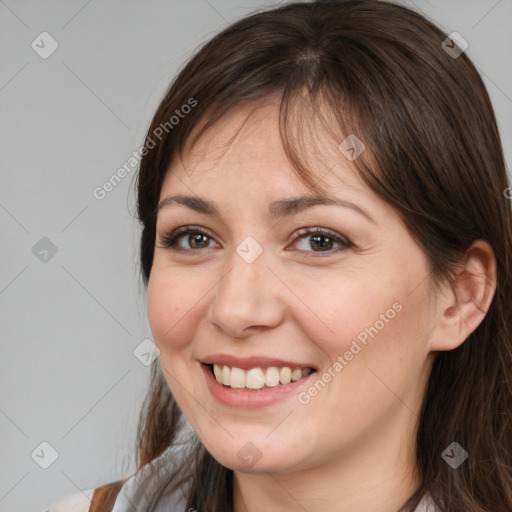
[429,239,497,352]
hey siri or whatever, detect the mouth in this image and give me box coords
[202,362,317,391]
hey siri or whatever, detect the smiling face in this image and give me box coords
[147,97,438,478]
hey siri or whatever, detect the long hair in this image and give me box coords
[98,1,512,511]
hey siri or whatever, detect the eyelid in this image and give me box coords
[288,227,352,257]
[158,224,352,256]
[158,225,217,250]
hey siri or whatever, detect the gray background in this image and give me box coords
[0,1,510,511]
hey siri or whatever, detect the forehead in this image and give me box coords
[162,98,369,198]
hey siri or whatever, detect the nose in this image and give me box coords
[207,245,285,339]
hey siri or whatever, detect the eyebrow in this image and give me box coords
[157,194,376,224]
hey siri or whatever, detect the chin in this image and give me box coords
[204,441,298,474]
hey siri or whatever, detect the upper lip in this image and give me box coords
[201,354,316,370]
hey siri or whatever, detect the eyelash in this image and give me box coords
[158,225,352,257]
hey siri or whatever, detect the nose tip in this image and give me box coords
[206,251,284,338]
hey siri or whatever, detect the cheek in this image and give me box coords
[297,265,426,369]
[294,272,396,350]
[295,280,425,431]
[147,265,205,352]
[146,268,204,409]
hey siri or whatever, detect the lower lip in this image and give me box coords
[200,363,316,408]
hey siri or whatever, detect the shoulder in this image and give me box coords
[40,488,95,512]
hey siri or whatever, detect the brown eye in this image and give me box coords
[291,227,352,256]
[158,225,352,257]
[160,226,217,251]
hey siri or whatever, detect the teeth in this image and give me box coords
[246,368,265,389]
[230,367,246,388]
[291,368,303,382]
[265,367,280,387]
[213,364,223,381]
[279,367,292,384]
[211,364,314,389]
[222,365,231,384]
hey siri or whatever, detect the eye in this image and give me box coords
[158,226,217,251]
[289,227,352,256]
[158,225,352,257]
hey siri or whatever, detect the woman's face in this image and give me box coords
[147,99,437,475]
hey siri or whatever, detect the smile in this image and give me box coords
[201,362,318,408]
[210,363,314,390]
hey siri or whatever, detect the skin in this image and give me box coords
[147,97,496,512]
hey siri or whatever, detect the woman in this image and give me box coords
[43,0,512,511]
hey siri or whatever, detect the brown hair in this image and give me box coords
[97,1,512,510]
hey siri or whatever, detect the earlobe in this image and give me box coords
[430,239,497,352]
